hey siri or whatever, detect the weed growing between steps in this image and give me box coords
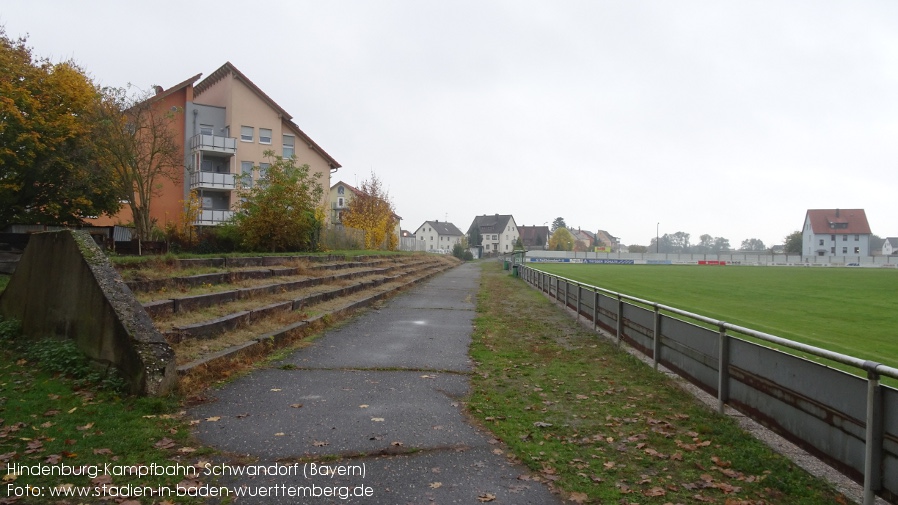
[467,263,845,505]
[0,317,209,504]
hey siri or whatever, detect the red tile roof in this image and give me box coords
[805,209,871,235]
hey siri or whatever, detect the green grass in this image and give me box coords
[469,262,846,504]
[530,264,898,371]
[0,318,208,504]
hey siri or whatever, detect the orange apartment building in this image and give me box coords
[90,62,340,231]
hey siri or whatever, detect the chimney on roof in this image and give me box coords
[154,85,164,95]
[836,208,840,218]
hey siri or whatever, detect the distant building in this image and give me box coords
[595,230,620,252]
[883,237,898,255]
[569,228,596,251]
[467,214,519,255]
[414,220,464,252]
[518,225,549,250]
[801,209,872,257]
[328,180,402,243]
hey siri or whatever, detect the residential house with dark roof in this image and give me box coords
[413,220,464,252]
[801,209,872,257]
[883,237,898,255]
[467,214,519,255]
[595,230,619,252]
[569,228,596,252]
[518,225,549,250]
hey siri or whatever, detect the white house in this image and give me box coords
[414,221,464,252]
[801,209,872,257]
[883,237,898,255]
[467,214,519,255]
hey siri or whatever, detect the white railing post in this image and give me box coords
[863,364,883,505]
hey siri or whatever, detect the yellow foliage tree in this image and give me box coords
[548,227,575,251]
[341,173,397,250]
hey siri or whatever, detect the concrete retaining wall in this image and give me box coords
[0,230,176,396]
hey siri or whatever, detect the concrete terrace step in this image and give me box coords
[175,260,458,381]
[125,256,401,293]
[141,259,440,318]
[163,262,442,342]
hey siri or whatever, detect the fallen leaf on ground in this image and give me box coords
[569,491,589,503]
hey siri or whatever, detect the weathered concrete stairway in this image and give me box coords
[121,254,459,383]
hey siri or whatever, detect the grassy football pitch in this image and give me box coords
[527,263,898,372]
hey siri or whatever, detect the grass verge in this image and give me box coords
[0,318,209,504]
[468,262,847,504]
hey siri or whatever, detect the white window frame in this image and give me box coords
[240,126,253,142]
[259,128,272,144]
[241,161,254,188]
[283,134,295,158]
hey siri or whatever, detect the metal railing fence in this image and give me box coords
[520,265,898,505]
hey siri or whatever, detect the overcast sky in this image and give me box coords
[4,1,897,247]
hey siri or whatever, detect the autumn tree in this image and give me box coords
[548,227,575,251]
[0,29,120,227]
[232,151,323,252]
[342,173,398,250]
[93,85,184,240]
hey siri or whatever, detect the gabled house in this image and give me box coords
[569,228,596,252]
[801,209,872,257]
[189,62,340,226]
[467,214,519,255]
[329,181,361,226]
[89,62,341,229]
[414,221,464,252]
[883,238,898,255]
[329,181,402,242]
[518,225,549,250]
[595,230,619,252]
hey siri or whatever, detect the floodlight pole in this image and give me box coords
[656,222,659,253]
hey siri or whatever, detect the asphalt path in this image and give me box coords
[189,262,561,504]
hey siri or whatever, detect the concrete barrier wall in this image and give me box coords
[0,230,176,396]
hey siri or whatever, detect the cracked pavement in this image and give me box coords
[189,262,561,504]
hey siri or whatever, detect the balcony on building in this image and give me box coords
[194,209,234,226]
[190,171,236,190]
[190,133,237,155]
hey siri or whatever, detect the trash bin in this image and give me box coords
[504,260,509,270]
[512,264,519,277]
